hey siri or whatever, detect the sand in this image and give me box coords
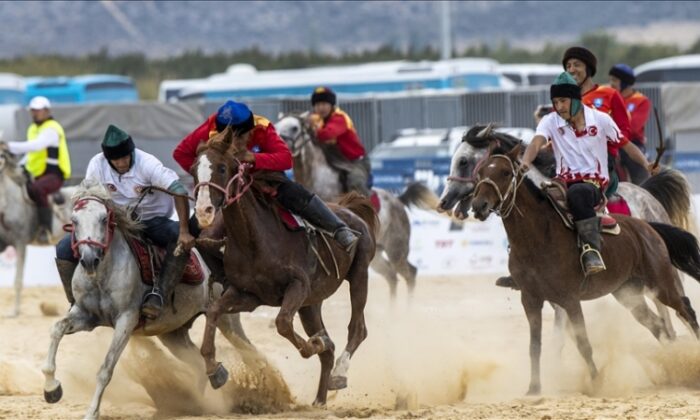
[3,271,700,419]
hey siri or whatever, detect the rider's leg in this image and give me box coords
[567,182,605,276]
[620,141,650,185]
[345,161,372,197]
[276,179,359,253]
[55,234,78,305]
[141,216,190,319]
[29,174,63,244]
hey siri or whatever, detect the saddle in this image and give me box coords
[541,180,621,235]
[277,206,305,231]
[126,237,205,286]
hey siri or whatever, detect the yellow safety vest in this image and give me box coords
[26,119,71,179]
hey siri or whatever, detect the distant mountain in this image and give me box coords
[1,1,699,58]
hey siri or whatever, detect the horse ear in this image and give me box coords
[221,125,234,145]
[477,123,494,138]
[277,111,284,120]
[508,143,522,160]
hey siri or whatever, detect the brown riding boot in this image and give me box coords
[55,258,77,305]
[575,217,606,276]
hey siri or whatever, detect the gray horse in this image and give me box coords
[438,124,694,340]
[276,113,440,298]
[41,180,250,420]
[0,141,74,316]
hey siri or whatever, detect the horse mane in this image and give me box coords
[72,179,143,238]
[337,192,379,236]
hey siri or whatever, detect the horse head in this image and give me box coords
[0,141,21,175]
[471,144,523,221]
[438,124,496,218]
[192,126,252,228]
[67,181,117,275]
[276,111,312,156]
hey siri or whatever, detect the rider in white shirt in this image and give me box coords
[55,125,195,319]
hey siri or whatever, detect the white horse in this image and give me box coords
[41,180,250,420]
[276,113,441,298]
[438,124,694,341]
[0,141,75,316]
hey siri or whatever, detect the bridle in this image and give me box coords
[193,158,254,208]
[281,116,315,158]
[473,154,527,218]
[446,150,490,186]
[63,196,116,259]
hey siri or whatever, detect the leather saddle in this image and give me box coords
[541,180,621,235]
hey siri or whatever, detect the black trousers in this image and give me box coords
[567,182,602,222]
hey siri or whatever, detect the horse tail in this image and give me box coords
[338,191,379,237]
[398,182,440,211]
[642,169,692,229]
[649,222,700,280]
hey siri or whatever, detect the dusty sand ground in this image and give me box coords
[3,272,700,419]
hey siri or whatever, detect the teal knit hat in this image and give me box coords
[101,124,135,163]
[550,72,582,116]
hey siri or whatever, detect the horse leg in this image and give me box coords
[84,312,139,420]
[217,313,252,347]
[370,251,398,299]
[158,322,207,390]
[201,287,260,389]
[522,291,544,395]
[42,306,95,404]
[551,303,567,358]
[9,243,26,317]
[612,282,670,341]
[654,278,700,339]
[562,301,598,381]
[275,278,322,358]
[651,293,677,340]
[331,263,369,391]
[298,304,335,406]
[397,259,418,298]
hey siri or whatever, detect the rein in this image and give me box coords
[473,154,527,218]
[63,196,116,259]
[193,159,254,208]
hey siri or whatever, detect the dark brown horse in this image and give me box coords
[191,127,377,406]
[470,144,700,395]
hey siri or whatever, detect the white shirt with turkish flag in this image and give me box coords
[535,105,622,187]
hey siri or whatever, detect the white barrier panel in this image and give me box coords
[406,208,509,276]
[0,245,59,287]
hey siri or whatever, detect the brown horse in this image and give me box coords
[191,127,377,406]
[470,144,700,395]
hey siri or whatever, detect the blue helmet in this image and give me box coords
[609,64,636,89]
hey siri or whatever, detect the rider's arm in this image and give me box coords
[7,128,59,154]
[315,114,347,144]
[168,180,192,238]
[250,125,293,171]
[621,141,651,169]
[173,117,212,173]
[521,135,546,169]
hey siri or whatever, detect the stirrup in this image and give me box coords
[141,288,164,317]
[579,244,606,275]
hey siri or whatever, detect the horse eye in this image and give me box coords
[459,158,469,167]
[218,165,226,174]
[502,169,511,176]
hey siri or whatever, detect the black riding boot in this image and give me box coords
[575,217,606,276]
[300,195,359,254]
[55,258,77,305]
[37,207,53,244]
[0,237,7,254]
[141,243,190,320]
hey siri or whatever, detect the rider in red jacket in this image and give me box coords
[609,63,652,185]
[174,100,359,253]
[308,87,372,196]
[562,46,652,194]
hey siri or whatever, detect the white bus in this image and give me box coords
[635,55,700,83]
[498,64,562,87]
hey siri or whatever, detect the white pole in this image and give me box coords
[440,1,452,61]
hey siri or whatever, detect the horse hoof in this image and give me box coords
[44,383,63,403]
[328,375,347,390]
[208,364,229,390]
[312,398,327,407]
[526,384,540,396]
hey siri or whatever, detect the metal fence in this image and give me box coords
[232,83,664,155]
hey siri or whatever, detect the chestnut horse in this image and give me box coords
[470,145,700,395]
[191,127,377,405]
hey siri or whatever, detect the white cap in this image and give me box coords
[28,96,51,110]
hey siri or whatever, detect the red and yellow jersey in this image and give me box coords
[173,113,292,173]
[315,108,366,161]
[624,91,651,144]
[582,84,631,156]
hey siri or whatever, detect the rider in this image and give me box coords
[522,72,625,276]
[55,125,195,318]
[562,46,651,193]
[173,99,359,252]
[307,87,372,197]
[609,63,652,185]
[6,96,71,243]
